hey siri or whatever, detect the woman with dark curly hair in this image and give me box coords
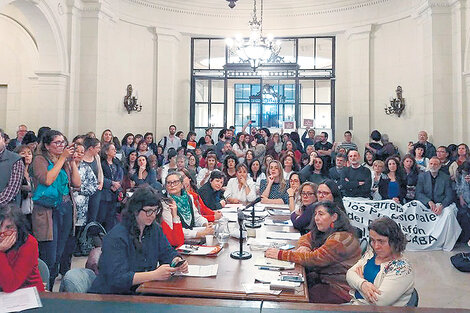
[222,154,238,186]
[89,186,188,294]
[401,154,419,203]
[266,201,360,303]
[347,217,414,306]
[412,143,428,171]
[0,204,45,292]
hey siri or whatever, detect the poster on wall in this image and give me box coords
[343,198,461,252]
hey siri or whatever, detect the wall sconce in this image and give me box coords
[385,85,405,117]
[123,84,142,114]
[226,0,238,8]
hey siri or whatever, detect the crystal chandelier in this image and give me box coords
[225,0,281,70]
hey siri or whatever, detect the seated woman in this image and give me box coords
[265,201,361,303]
[224,163,257,204]
[412,143,428,172]
[131,155,163,192]
[401,154,419,203]
[161,172,214,245]
[378,157,406,204]
[197,151,218,188]
[287,172,302,213]
[260,160,290,204]
[371,160,386,200]
[300,156,328,184]
[199,171,226,211]
[249,159,265,194]
[290,182,318,235]
[281,154,299,181]
[347,217,414,306]
[316,179,345,212]
[89,187,188,294]
[0,204,45,292]
[160,148,178,184]
[180,168,222,222]
[222,155,238,186]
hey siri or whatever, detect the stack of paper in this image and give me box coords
[176,264,218,277]
[266,232,301,240]
[255,257,295,270]
[242,283,281,295]
[0,287,42,313]
[176,244,222,256]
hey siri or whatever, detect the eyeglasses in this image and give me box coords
[301,192,315,197]
[166,180,181,187]
[317,191,331,197]
[141,207,160,217]
[51,141,66,147]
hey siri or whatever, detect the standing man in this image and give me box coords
[7,124,27,151]
[336,131,358,153]
[159,125,181,159]
[415,130,436,159]
[0,128,25,206]
[314,131,333,169]
[340,150,372,199]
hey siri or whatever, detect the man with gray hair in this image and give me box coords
[0,128,25,206]
[415,130,436,159]
[7,124,27,151]
[416,157,453,215]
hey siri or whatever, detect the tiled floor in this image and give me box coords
[57,244,470,309]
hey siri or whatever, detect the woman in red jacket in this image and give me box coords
[0,204,45,292]
[180,168,222,222]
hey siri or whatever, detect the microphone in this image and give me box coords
[230,209,252,260]
[245,197,263,229]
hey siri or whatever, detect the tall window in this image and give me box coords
[191,37,335,139]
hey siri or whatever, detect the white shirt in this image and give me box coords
[224,177,257,203]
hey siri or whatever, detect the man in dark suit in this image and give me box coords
[416,157,453,215]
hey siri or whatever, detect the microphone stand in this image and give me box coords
[230,209,252,260]
[245,199,262,229]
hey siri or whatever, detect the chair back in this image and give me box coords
[406,288,419,307]
[38,258,50,290]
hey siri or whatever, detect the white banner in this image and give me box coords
[344,198,462,251]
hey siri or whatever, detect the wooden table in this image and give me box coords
[137,213,309,302]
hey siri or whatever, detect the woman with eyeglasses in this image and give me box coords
[347,217,414,306]
[161,172,214,245]
[0,204,45,292]
[290,182,318,235]
[316,179,346,212]
[265,201,361,304]
[89,186,188,294]
[31,130,81,290]
[287,172,302,213]
[300,156,328,185]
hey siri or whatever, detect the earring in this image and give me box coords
[330,222,335,228]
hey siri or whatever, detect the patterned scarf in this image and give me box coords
[170,189,194,229]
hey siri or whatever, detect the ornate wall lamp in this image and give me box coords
[226,0,238,8]
[123,84,142,114]
[385,85,405,117]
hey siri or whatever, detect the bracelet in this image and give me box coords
[289,196,294,198]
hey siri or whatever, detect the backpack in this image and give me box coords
[78,222,107,256]
[450,252,470,272]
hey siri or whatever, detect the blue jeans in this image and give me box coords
[97,200,116,232]
[87,190,101,223]
[38,199,73,290]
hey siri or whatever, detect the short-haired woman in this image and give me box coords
[198,171,226,211]
[0,204,45,292]
[347,217,414,306]
[224,164,257,204]
[89,187,188,294]
[266,201,361,303]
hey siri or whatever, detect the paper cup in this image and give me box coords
[205,235,214,246]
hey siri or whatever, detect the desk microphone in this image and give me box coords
[245,197,262,229]
[230,209,252,260]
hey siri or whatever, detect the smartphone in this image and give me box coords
[250,120,256,123]
[170,259,185,268]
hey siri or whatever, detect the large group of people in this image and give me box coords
[1,122,469,306]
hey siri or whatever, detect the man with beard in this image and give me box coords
[416,157,453,215]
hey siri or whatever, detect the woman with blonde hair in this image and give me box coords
[260,160,290,204]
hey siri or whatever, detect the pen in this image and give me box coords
[259,266,284,271]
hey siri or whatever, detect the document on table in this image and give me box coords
[264,219,293,227]
[255,257,295,270]
[242,283,282,295]
[0,287,42,313]
[176,264,218,277]
[266,231,301,240]
[222,212,238,222]
[254,270,281,283]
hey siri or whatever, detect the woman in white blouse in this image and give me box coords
[224,163,257,204]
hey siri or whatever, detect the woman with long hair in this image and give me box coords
[281,154,299,180]
[0,204,45,292]
[347,217,414,306]
[449,143,470,181]
[186,151,200,177]
[266,201,361,303]
[300,156,328,184]
[131,155,162,192]
[401,154,419,203]
[89,186,188,294]
[378,157,406,204]
[31,130,81,290]
[260,160,290,204]
[120,133,135,158]
[136,140,153,158]
[362,150,375,171]
[100,129,113,146]
[287,172,302,213]
[14,145,34,229]
[244,149,255,167]
[283,140,302,164]
[99,143,124,231]
[233,132,248,163]
[290,182,318,235]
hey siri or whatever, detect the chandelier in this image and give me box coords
[225,0,281,71]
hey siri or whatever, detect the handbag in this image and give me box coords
[32,159,68,208]
[450,252,470,272]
